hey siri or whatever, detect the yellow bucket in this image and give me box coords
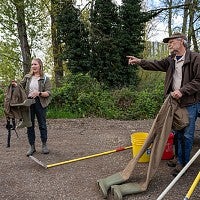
[131,132,151,163]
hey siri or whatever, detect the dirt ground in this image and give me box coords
[0,117,199,200]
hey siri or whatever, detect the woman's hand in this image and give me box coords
[29,90,40,98]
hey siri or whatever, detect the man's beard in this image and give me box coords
[170,50,177,58]
[170,50,178,57]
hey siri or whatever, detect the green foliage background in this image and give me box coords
[47,72,164,120]
[0,0,167,121]
[0,71,164,120]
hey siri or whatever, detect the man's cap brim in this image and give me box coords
[163,33,187,43]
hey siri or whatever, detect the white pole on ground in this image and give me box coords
[156,149,200,200]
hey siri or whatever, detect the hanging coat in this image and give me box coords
[98,95,189,198]
[4,84,34,127]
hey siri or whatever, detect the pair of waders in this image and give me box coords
[97,95,189,200]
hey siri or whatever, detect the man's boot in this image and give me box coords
[167,156,178,167]
[26,145,36,156]
[42,143,49,154]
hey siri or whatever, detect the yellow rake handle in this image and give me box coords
[47,146,132,169]
[184,171,200,200]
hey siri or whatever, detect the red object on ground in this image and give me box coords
[116,147,125,152]
[162,132,174,160]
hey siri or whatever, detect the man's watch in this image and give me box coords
[39,92,42,96]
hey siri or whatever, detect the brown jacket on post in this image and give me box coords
[4,84,34,128]
[4,84,28,119]
[140,49,200,107]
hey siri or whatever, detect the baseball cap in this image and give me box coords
[163,32,187,43]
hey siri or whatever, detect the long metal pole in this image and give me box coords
[156,149,200,200]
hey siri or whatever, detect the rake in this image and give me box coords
[29,145,132,169]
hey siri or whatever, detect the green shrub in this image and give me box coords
[0,73,165,120]
[112,87,136,110]
[129,81,164,119]
[47,108,80,119]
[49,73,165,120]
[50,73,120,118]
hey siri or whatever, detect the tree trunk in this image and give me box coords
[167,0,173,35]
[13,0,31,75]
[189,0,199,52]
[50,0,63,87]
[182,0,189,34]
[188,0,195,47]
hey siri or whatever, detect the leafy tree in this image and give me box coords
[0,41,21,82]
[12,0,31,75]
[48,0,64,87]
[0,0,51,80]
[56,0,91,74]
[90,0,122,88]
[117,0,153,87]
[155,0,200,51]
[0,0,24,79]
[89,0,153,89]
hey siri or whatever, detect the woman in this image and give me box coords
[20,58,52,156]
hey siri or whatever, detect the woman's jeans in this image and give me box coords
[176,102,200,165]
[27,97,47,145]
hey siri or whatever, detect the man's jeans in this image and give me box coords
[176,102,200,165]
[27,97,47,145]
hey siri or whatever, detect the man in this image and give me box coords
[127,32,200,176]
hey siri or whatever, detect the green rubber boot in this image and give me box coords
[97,173,125,198]
[111,182,144,200]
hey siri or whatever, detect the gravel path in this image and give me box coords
[0,118,199,200]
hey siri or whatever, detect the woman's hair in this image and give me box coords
[29,58,44,76]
